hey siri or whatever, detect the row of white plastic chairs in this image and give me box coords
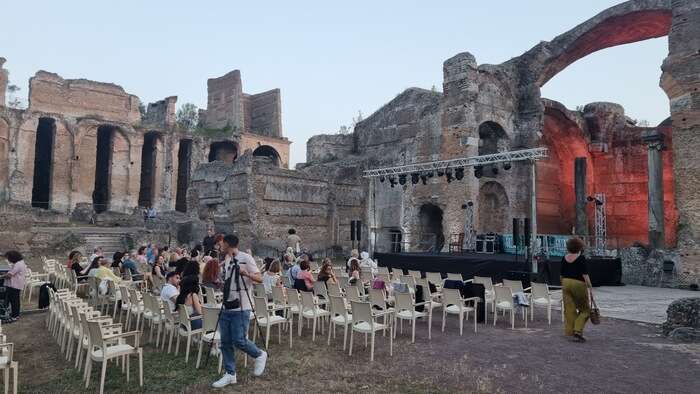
[46,286,143,394]
[0,321,18,394]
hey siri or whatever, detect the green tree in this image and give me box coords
[6,83,23,108]
[176,103,199,131]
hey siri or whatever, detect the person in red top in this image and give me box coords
[3,250,28,322]
[297,260,314,291]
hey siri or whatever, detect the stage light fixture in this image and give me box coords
[379,176,386,183]
[420,174,428,185]
[398,174,407,185]
[437,169,445,177]
[491,167,499,176]
[474,165,483,179]
[411,173,420,185]
[427,171,435,178]
[455,167,464,180]
[445,169,453,183]
[389,176,397,188]
[467,201,474,207]
[503,161,512,171]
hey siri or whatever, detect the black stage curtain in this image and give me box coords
[375,252,622,287]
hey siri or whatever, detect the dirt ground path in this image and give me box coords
[5,308,700,393]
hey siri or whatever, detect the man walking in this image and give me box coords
[212,234,267,388]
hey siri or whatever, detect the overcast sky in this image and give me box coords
[1,1,669,165]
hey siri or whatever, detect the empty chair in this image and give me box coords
[493,286,517,329]
[204,286,219,307]
[530,282,558,325]
[1,344,19,394]
[299,291,331,341]
[326,280,342,297]
[349,301,392,362]
[425,272,443,289]
[327,295,353,350]
[400,275,417,292]
[286,288,303,335]
[252,296,292,349]
[407,270,421,279]
[84,320,143,394]
[195,306,223,371]
[446,272,463,281]
[377,266,390,275]
[441,288,479,335]
[393,292,431,343]
[312,281,329,306]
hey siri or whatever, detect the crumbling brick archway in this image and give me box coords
[252,144,281,167]
[175,138,193,213]
[208,140,238,163]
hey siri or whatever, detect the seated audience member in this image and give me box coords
[262,260,282,296]
[347,249,359,271]
[201,258,223,290]
[287,256,301,285]
[136,246,148,265]
[174,257,190,276]
[83,256,102,277]
[359,251,378,274]
[261,257,274,273]
[160,272,181,312]
[67,250,82,268]
[89,247,103,264]
[111,251,125,268]
[296,260,314,292]
[121,252,143,281]
[348,258,361,284]
[176,275,203,330]
[69,253,87,282]
[94,257,122,283]
[152,256,166,279]
[316,258,337,284]
[282,253,294,277]
[181,259,200,280]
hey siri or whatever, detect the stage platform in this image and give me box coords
[374,251,623,287]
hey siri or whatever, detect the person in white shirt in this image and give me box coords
[89,247,103,265]
[212,234,267,388]
[359,251,378,274]
[160,272,181,312]
[262,260,282,297]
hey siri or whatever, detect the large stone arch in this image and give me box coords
[517,0,673,87]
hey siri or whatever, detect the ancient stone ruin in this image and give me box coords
[0,0,698,288]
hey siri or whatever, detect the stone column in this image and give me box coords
[661,1,700,281]
[642,130,665,248]
[574,157,588,236]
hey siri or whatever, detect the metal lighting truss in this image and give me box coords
[362,147,548,178]
[594,193,607,254]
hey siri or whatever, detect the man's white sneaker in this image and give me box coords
[212,373,236,388]
[253,350,267,376]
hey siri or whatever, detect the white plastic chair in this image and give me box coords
[0,343,18,394]
[348,301,393,362]
[446,272,463,281]
[530,282,559,325]
[195,306,223,371]
[175,304,203,362]
[393,292,431,343]
[299,291,330,341]
[252,296,292,348]
[407,270,421,279]
[502,279,530,320]
[84,320,143,394]
[493,286,517,329]
[441,288,479,335]
[470,276,496,323]
[327,295,353,350]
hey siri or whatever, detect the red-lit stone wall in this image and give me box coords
[590,125,677,247]
[537,106,677,247]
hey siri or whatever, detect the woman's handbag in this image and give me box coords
[589,293,601,325]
